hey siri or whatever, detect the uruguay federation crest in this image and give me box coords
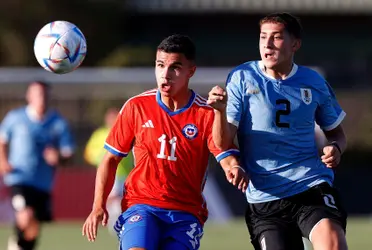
[300,88,312,105]
[182,124,198,140]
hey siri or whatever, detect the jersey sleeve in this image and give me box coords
[0,111,15,143]
[226,70,244,127]
[315,81,346,131]
[104,100,135,157]
[56,119,75,157]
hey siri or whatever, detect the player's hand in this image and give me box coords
[321,145,341,168]
[82,207,108,242]
[225,166,249,193]
[207,86,227,112]
[0,161,12,175]
[43,147,59,166]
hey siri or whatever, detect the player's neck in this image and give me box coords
[265,62,294,80]
[27,105,48,121]
[161,89,192,112]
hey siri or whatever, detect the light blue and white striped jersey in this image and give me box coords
[0,106,74,192]
[226,61,346,203]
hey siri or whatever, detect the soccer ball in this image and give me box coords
[33,21,87,74]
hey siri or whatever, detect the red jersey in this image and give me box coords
[105,89,239,224]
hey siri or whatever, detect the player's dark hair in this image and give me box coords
[157,34,196,61]
[259,12,303,39]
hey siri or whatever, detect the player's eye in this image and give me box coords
[170,66,181,70]
[260,36,266,40]
[274,36,283,40]
[157,64,164,68]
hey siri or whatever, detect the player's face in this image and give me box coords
[26,83,49,111]
[259,22,301,70]
[155,50,196,98]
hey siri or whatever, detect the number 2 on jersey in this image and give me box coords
[157,134,177,161]
[275,99,291,128]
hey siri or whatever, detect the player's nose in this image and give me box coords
[263,38,274,49]
[162,69,172,80]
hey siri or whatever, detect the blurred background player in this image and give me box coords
[0,81,75,250]
[82,34,248,250]
[208,13,348,250]
[84,107,134,233]
[0,178,14,225]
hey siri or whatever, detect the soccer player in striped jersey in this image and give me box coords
[82,34,248,250]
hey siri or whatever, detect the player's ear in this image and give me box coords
[188,64,196,78]
[292,39,301,52]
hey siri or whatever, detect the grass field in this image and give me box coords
[0,217,371,249]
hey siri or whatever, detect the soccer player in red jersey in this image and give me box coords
[82,34,248,250]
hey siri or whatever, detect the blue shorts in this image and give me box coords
[114,204,204,250]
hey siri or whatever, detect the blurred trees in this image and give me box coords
[0,0,153,67]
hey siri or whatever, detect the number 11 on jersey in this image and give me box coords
[157,134,177,161]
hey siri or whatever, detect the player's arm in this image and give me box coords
[45,119,75,167]
[212,107,238,150]
[92,151,122,210]
[208,121,248,192]
[219,154,248,192]
[0,112,14,175]
[0,140,11,175]
[208,71,243,150]
[323,125,347,155]
[316,81,347,168]
[83,100,135,241]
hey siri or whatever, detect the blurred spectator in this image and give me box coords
[84,107,134,233]
[0,81,75,250]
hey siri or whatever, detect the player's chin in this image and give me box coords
[159,89,173,97]
[262,59,278,69]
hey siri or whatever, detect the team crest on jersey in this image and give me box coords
[128,215,142,223]
[182,124,198,140]
[300,88,312,105]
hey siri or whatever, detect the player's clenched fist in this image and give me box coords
[224,166,249,193]
[207,86,227,112]
[321,144,341,168]
[82,207,108,242]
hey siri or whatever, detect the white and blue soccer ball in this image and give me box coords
[33,21,87,74]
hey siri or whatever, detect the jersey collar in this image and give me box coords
[156,89,196,116]
[26,106,52,123]
[258,60,298,81]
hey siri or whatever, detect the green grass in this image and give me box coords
[0,217,371,249]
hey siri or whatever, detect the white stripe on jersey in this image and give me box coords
[104,142,129,156]
[119,89,157,114]
[195,95,211,107]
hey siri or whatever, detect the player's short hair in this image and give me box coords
[259,12,303,39]
[157,34,196,61]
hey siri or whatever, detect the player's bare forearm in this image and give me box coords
[92,152,121,210]
[220,155,239,171]
[0,141,11,175]
[0,141,8,164]
[213,110,234,150]
[220,155,249,192]
[323,125,347,154]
